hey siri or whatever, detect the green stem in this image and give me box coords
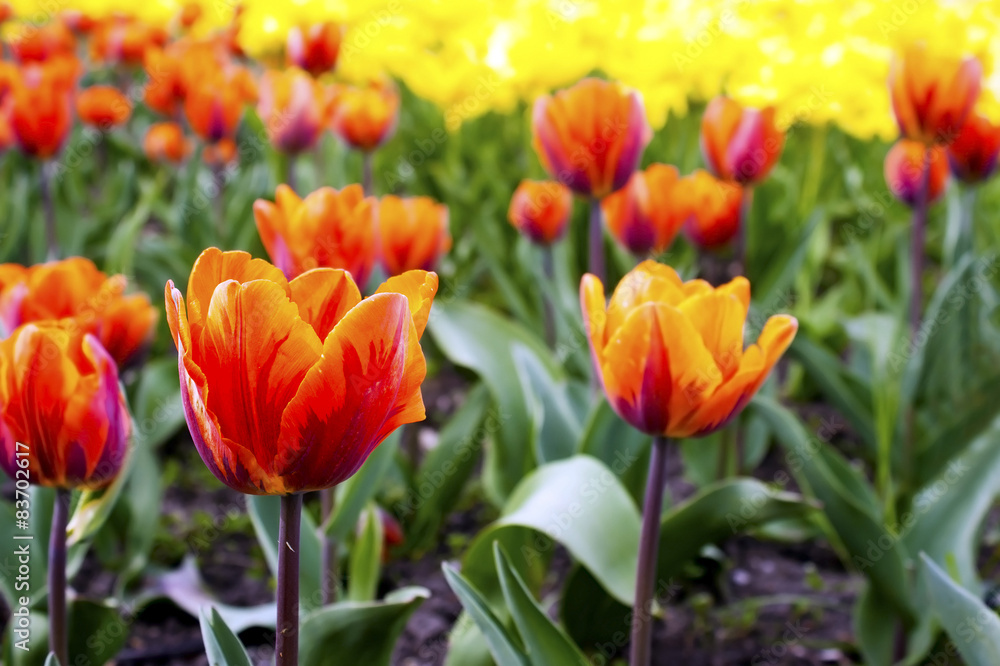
[909,147,932,336]
[362,151,374,196]
[541,246,556,348]
[630,436,669,666]
[589,198,605,283]
[49,488,69,666]
[276,493,302,666]
[40,161,58,261]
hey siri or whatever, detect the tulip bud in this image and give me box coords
[376,195,451,276]
[701,96,784,185]
[884,139,948,208]
[947,114,1000,184]
[508,180,573,246]
[601,164,683,256]
[76,85,131,130]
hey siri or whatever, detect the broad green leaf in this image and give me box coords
[512,345,587,465]
[560,565,631,649]
[443,565,529,666]
[299,587,429,666]
[854,584,896,666]
[577,400,650,506]
[347,504,383,603]
[247,495,324,612]
[921,553,1000,666]
[200,606,254,666]
[66,600,130,665]
[494,543,589,665]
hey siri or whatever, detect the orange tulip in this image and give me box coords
[331,82,399,152]
[884,139,948,207]
[0,258,157,368]
[144,122,190,164]
[203,138,238,167]
[581,261,797,438]
[9,22,76,63]
[287,22,342,77]
[947,114,1000,184]
[0,324,130,490]
[601,164,684,256]
[254,184,376,284]
[184,66,256,143]
[9,61,75,159]
[532,78,651,199]
[0,3,12,24]
[179,2,203,29]
[164,248,437,494]
[76,85,131,130]
[258,68,329,154]
[508,180,573,246]
[676,170,745,251]
[90,17,168,66]
[60,11,98,35]
[700,96,784,185]
[376,195,451,276]
[889,44,981,145]
[143,45,186,117]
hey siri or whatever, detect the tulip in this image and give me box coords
[179,2,203,29]
[144,122,191,164]
[0,3,12,24]
[580,261,796,666]
[532,78,652,281]
[143,46,186,118]
[889,44,981,145]
[8,22,76,62]
[331,82,399,193]
[884,140,947,209]
[947,113,1000,184]
[601,164,684,257]
[254,184,376,285]
[0,257,158,368]
[376,195,451,276]
[507,180,573,246]
[60,11,98,35]
[677,170,745,251]
[76,85,131,130]
[700,96,784,185]
[287,22,342,77]
[9,61,74,159]
[90,17,168,66]
[184,66,256,143]
[0,323,131,666]
[165,248,437,664]
[203,138,238,167]
[258,67,329,155]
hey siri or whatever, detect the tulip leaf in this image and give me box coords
[129,356,184,451]
[247,494,324,612]
[578,399,650,505]
[656,477,818,580]
[493,543,589,665]
[299,586,430,666]
[324,430,398,540]
[428,299,564,503]
[920,553,1000,666]
[118,442,164,584]
[402,383,491,554]
[347,504,383,603]
[752,395,916,624]
[3,600,128,666]
[44,655,59,666]
[200,606,254,666]
[512,344,588,465]
[560,564,631,649]
[443,565,529,666]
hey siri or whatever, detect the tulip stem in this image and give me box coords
[588,198,605,283]
[286,155,297,193]
[320,488,338,606]
[734,186,754,279]
[276,493,302,666]
[49,488,69,666]
[211,164,226,243]
[40,161,58,261]
[542,246,557,348]
[910,148,932,335]
[630,436,670,666]
[362,152,374,197]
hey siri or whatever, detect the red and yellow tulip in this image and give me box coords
[76,85,131,130]
[164,248,437,495]
[581,261,796,438]
[9,59,77,159]
[884,139,948,207]
[700,96,784,185]
[184,65,256,143]
[601,164,683,256]
[532,78,651,199]
[947,114,1000,184]
[508,180,573,246]
[287,22,342,77]
[0,324,130,490]
[676,170,744,251]
[376,195,451,276]
[144,122,191,164]
[254,184,376,284]
[257,67,330,154]
[331,82,399,152]
[889,43,981,145]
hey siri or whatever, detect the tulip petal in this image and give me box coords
[605,260,685,337]
[290,268,362,341]
[198,279,321,477]
[580,273,608,377]
[277,293,422,492]
[678,290,747,381]
[375,270,438,337]
[186,248,289,334]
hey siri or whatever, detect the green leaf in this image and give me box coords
[44,655,59,666]
[427,299,563,503]
[443,565,529,666]
[463,455,640,606]
[560,565,631,649]
[512,345,587,465]
[248,495,324,612]
[921,553,1000,666]
[119,443,164,584]
[67,599,130,665]
[578,400,650,506]
[299,587,430,666]
[347,504,383,603]
[129,357,184,451]
[493,543,589,665]
[200,606,254,666]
